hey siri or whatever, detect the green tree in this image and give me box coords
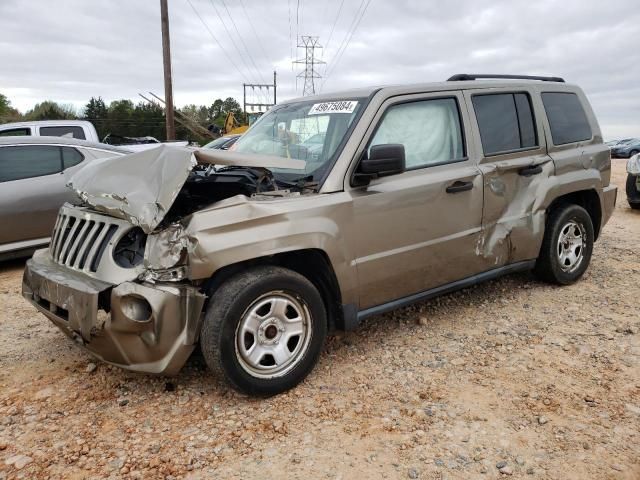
[210,99,224,119]
[24,101,77,121]
[0,93,10,117]
[0,93,21,123]
[83,97,108,138]
[222,97,242,116]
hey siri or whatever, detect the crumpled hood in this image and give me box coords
[68,144,305,233]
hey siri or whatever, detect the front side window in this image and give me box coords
[40,125,86,140]
[0,145,62,182]
[472,93,538,156]
[0,128,31,137]
[233,98,365,182]
[541,92,592,145]
[370,98,465,169]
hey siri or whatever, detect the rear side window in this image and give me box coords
[472,93,538,156]
[541,92,592,145]
[40,125,86,140]
[370,97,465,169]
[0,128,31,137]
[0,145,62,182]
[62,147,84,169]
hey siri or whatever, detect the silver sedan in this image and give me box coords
[0,136,130,260]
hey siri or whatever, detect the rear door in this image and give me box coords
[0,145,86,247]
[463,88,553,265]
[347,91,486,309]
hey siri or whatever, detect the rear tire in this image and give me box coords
[629,149,639,158]
[200,265,327,396]
[626,174,640,210]
[534,204,594,285]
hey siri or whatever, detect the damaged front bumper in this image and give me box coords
[22,249,206,375]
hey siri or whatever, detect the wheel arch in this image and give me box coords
[545,188,603,240]
[201,248,346,331]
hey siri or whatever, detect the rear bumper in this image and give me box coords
[601,185,617,230]
[22,249,206,375]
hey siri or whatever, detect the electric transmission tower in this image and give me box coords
[294,36,325,96]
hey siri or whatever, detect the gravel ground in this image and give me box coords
[1,159,639,480]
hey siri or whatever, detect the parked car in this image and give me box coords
[626,153,640,209]
[0,136,130,260]
[0,120,100,142]
[606,138,634,147]
[102,133,190,152]
[22,74,617,396]
[610,138,640,158]
[203,134,241,150]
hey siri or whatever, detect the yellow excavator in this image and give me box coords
[222,111,248,135]
[221,111,263,135]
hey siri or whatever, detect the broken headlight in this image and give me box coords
[140,265,189,283]
[113,227,147,268]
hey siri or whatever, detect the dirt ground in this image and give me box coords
[0,159,638,480]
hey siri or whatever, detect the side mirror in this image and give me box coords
[353,144,405,186]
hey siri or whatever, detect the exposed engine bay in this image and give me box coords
[165,166,283,223]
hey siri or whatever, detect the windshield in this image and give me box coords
[232,98,365,182]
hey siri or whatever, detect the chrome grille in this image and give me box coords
[50,207,121,273]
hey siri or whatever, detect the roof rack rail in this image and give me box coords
[447,74,565,83]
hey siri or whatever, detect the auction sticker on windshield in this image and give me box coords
[308,101,358,115]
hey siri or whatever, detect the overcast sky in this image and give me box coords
[1,0,638,138]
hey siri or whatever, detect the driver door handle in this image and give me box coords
[446,180,474,193]
[518,164,543,177]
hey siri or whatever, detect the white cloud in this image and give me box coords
[1,0,638,138]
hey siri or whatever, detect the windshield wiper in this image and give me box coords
[274,175,318,191]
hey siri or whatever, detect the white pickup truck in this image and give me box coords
[0,120,100,142]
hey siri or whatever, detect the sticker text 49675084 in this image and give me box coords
[308,101,358,115]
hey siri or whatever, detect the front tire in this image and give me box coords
[200,266,327,396]
[534,204,594,285]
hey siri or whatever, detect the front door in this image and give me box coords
[347,92,486,310]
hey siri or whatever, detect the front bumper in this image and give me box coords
[22,249,206,375]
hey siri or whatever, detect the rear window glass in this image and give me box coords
[541,92,592,145]
[472,93,538,156]
[0,145,62,182]
[0,128,31,137]
[40,125,86,140]
[62,147,84,169]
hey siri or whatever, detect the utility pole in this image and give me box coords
[294,36,324,96]
[160,0,176,140]
[243,71,277,114]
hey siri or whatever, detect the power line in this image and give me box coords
[185,0,250,83]
[299,0,304,34]
[238,0,273,67]
[207,0,259,83]
[323,0,372,87]
[287,0,293,67]
[323,0,345,58]
[219,0,266,84]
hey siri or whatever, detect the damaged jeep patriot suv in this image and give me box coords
[23,74,617,395]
